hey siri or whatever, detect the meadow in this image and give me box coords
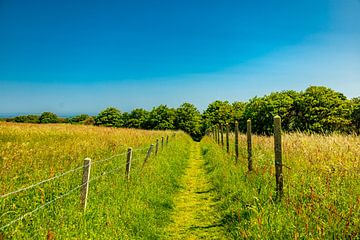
[1,122,360,239]
[0,123,192,239]
[201,132,360,239]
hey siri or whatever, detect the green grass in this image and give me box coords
[165,142,225,239]
[201,134,360,239]
[0,123,192,239]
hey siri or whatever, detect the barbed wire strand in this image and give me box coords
[0,182,86,231]
[91,151,127,165]
[0,156,142,231]
[92,157,141,182]
[0,165,85,199]
[132,146,151,153]
[0,146,150,199]
[0,138,168,230]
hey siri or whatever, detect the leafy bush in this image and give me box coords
[13,115,40,123]
[123,108,149,128]
[241,91,299,134]
[294,86,351,133]
[145,105,176,130]
[350,97,360,133]
[203,100,233,128]
[83,116,95,125]
[39,112,58,123]
[175,102,203,141]
[94,107,123,127]
[68,114,90,124]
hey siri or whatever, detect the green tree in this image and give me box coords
[232,101,246,123]
[145,105,176,130]
[14,115,40,123]
[203,100,233,130]
[39,112,59,123]
[175,103,203,141]
[95,107,123,127]
[241,91,299,134]
[294,86,351,133]
[124,108,150,129]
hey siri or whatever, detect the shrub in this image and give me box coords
[39,112,58,123]
[94,107,123,127]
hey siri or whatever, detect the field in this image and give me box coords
[1,122,359,239]
[201,132,360,239]
[0,123,192,239]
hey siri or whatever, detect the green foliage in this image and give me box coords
[242,91,299,134]
[39,112,59,123]
[294,86,351,133]
[7,86,358,136]
[175,103,203,141]
[123,108,149,129]
[350,97,360,133]
[83,116,95,125]
[146,105,176,130]
[13,115,40,123]
[68,114,90,124]
[94,107,123,127]
[232,101,246,123]
[203,100,233,129]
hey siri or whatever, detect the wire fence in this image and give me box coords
[0,156,142,231]
[0,134,174,232]
[1,146,147,199]
[0,165,85,199]
[0,182,86,231]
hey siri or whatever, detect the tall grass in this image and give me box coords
[0,123,191,239]
[201,133,360,239]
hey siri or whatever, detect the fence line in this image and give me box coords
[1,144,157,199]
[0,165,85,199]
[90,158,138,182]
[1,135,172,231]
[209,117,284,200]
[0,182,86,231]
[91,151,127,165]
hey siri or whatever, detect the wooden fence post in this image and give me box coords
[226,123,230,154]
[166,136,169,145]
[155,139,159,155]
[274,116,283,199]
[125,148,133,180]
[80,158,91,210]
[220,125,224,147]
[235,121,239,162]
[161,137,164,149]
[142,144,154,167]
[247,119,253,171]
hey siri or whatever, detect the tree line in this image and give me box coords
[3,86,359,140]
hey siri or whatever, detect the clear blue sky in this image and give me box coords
[1,0,359,115]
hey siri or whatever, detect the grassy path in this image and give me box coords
[165,142,225,239]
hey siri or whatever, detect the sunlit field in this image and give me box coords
[201,132,360,239]
[0,123,192,239]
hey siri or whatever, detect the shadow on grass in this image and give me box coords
[195,188,215,194]
[188,223,224,230]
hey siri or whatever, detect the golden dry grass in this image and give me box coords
[0,122,192,239]
[0,122,170,195]
[203,132,360,239]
